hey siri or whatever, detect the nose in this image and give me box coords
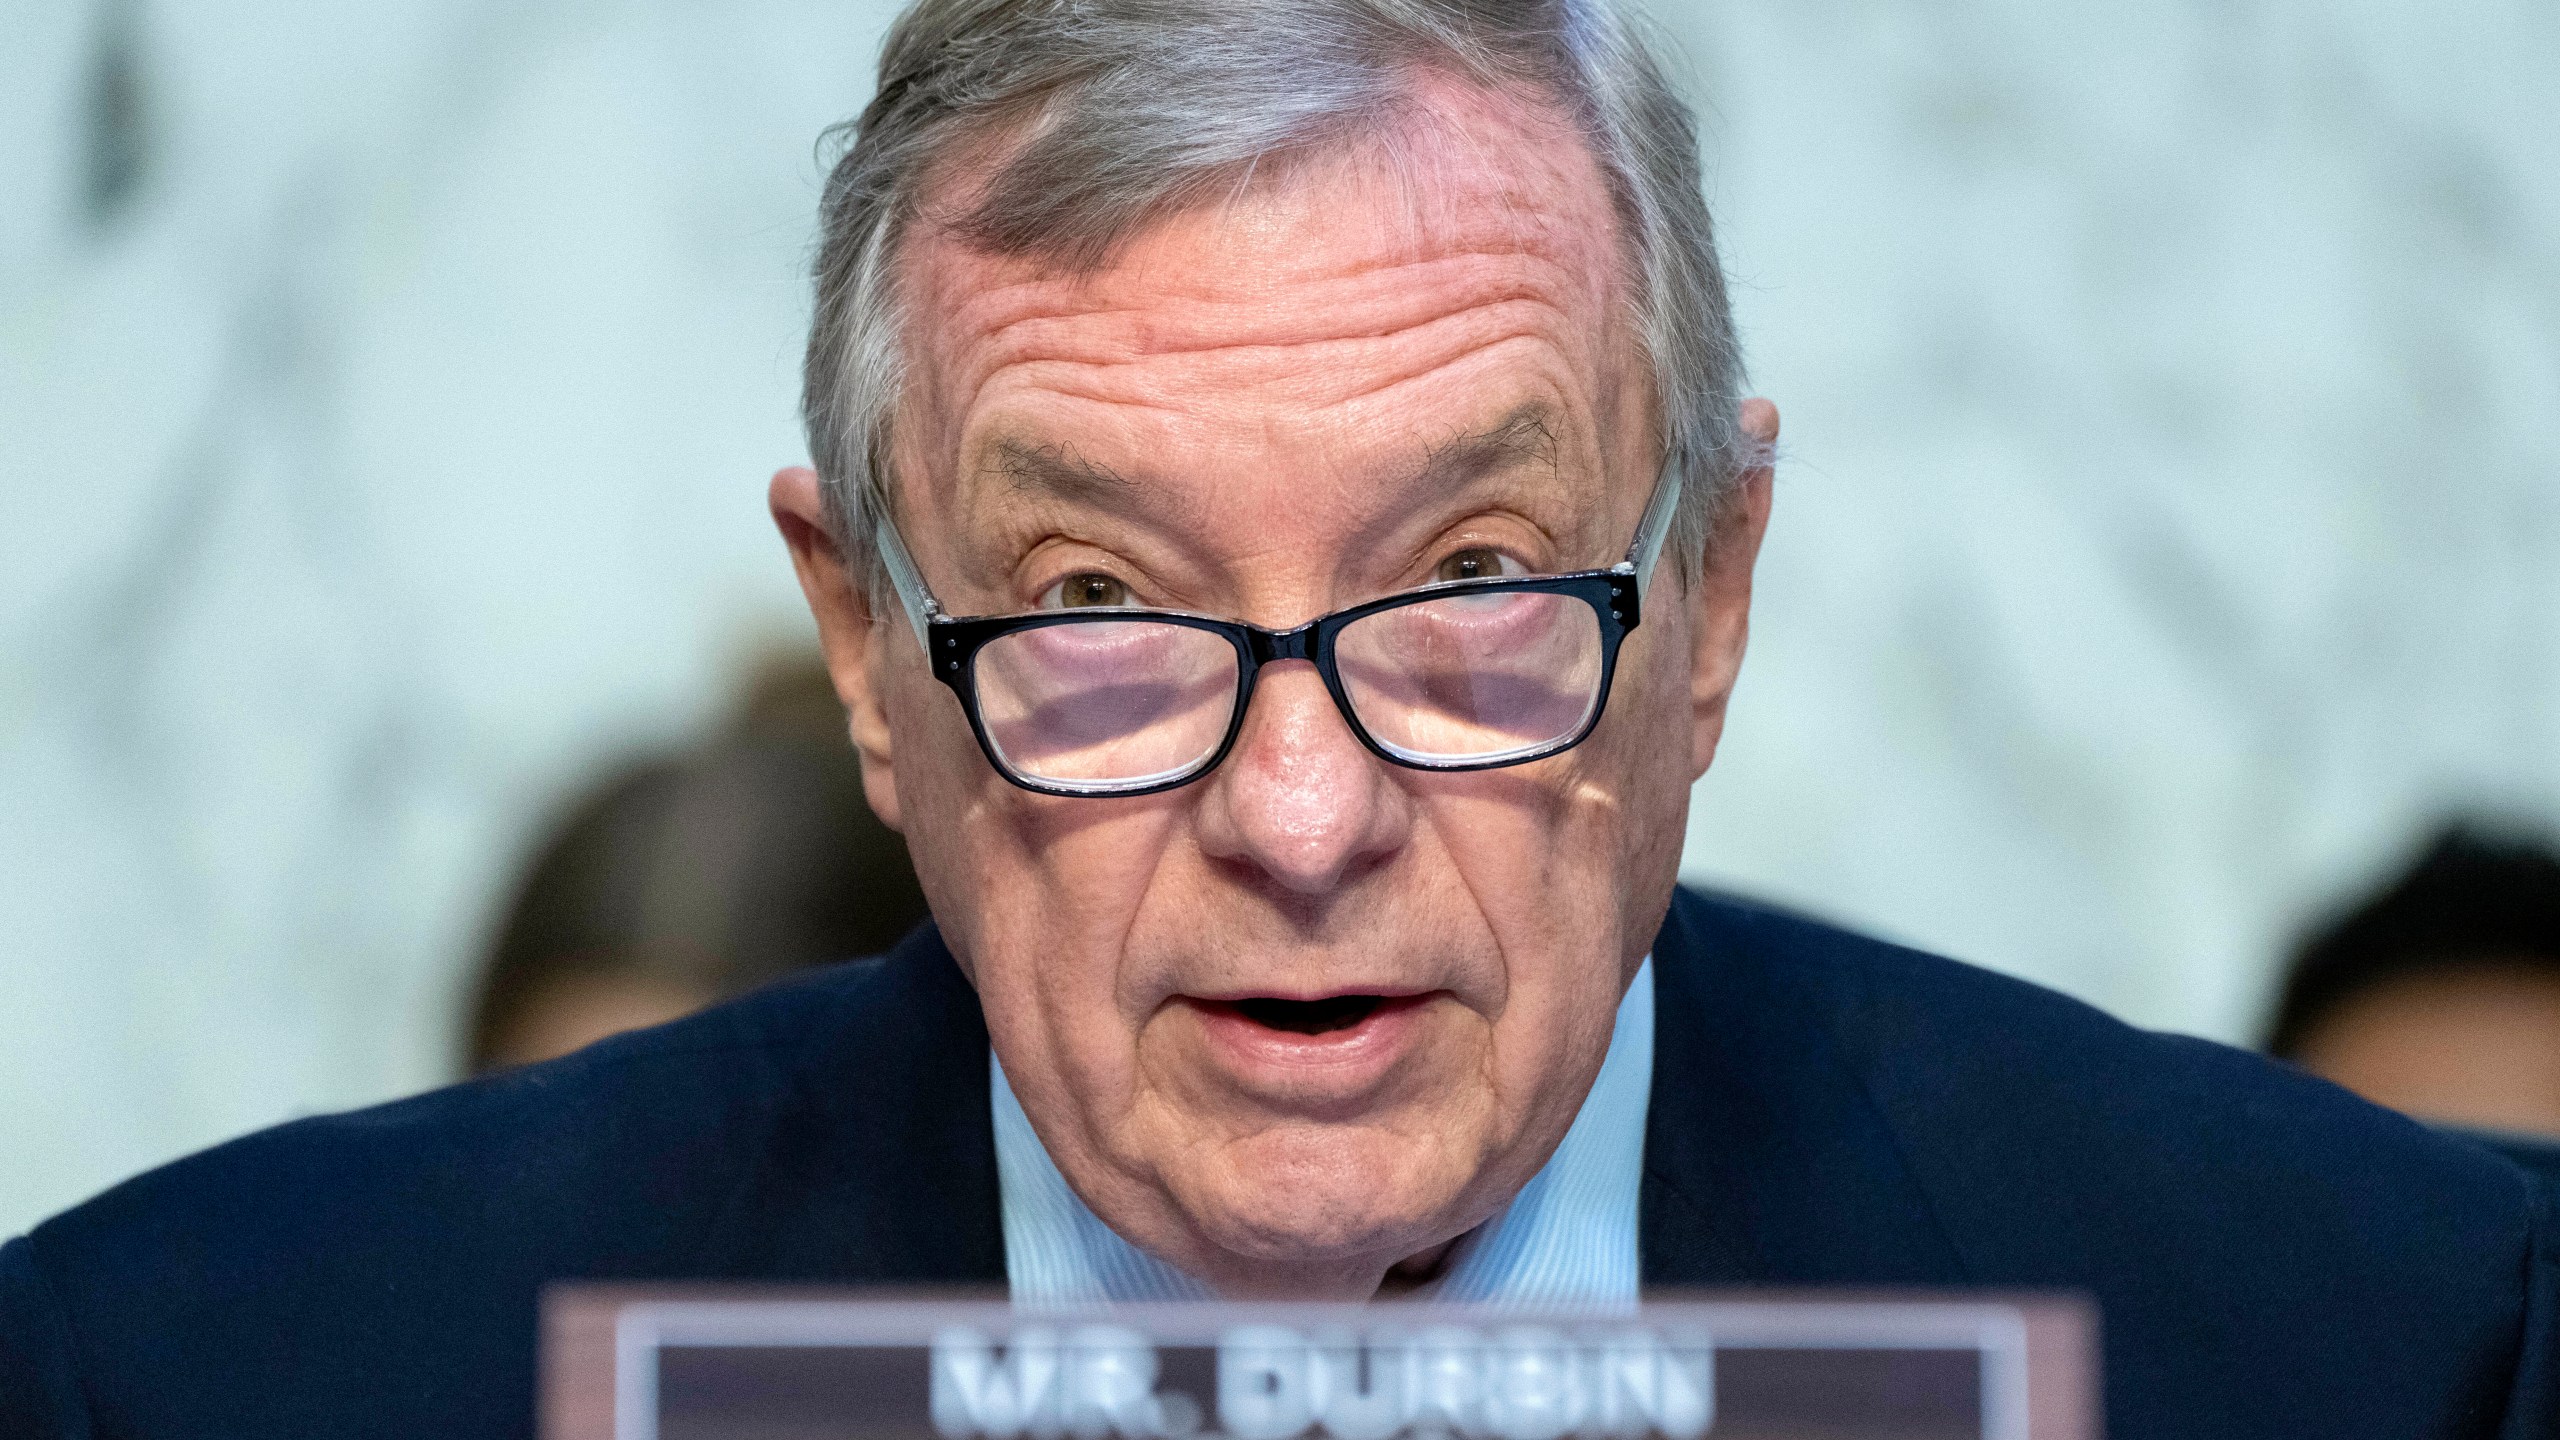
[1191,661,1413,897]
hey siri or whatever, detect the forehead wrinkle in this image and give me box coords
[1292,322,1589,417]
[945,240,1595,372]
[895,80,1631,562]
[893,67,1628,419]
[910,139,1617,410]
[979,302,1582,424]
[936,226,1602,425]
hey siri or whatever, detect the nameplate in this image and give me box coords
[543,1290,2095,1440]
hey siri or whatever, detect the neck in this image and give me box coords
[1178,1233,1467,1302]
[1374,1237,1463,1298]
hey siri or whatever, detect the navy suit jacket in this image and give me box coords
[5,888,2554,1437]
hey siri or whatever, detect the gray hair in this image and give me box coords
[803,0,1747,595]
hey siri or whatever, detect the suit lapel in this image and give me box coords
[1640,890,1970,1288]
[770,923,1008,1285]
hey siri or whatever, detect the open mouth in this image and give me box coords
[1185,991,1437,1085]
[1228,994,1391,1036]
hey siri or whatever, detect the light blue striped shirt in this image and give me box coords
[992,958,1654,1308]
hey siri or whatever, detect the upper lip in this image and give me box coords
[1181,986,1435,1005]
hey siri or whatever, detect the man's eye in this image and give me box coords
[1433,548,1521,584]
[1047,573,1131,608]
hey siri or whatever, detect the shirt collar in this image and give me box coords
[991,957,1655,1309]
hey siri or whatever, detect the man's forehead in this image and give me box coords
[898,73,1630,407]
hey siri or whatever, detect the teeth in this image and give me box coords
[1233,995,1385,1035]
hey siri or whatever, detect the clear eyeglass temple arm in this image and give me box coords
[872,512,942,650]
[1619,451,1686,596]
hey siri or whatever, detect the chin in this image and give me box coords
[1179,1121,1484,1269]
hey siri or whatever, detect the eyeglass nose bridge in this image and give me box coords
[1239,619,1322,667]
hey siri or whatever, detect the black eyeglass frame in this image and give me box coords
[874,455,1684,798]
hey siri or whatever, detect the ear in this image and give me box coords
[769,465,907,831]
[1686,398,1778,781]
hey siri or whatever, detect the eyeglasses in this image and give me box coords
[874,456,1684,797]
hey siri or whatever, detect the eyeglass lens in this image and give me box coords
[970,588,1605,790]
[1334,589,1603,764]
[973,621,1240,789]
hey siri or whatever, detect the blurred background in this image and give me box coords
[3,0,2555,1234]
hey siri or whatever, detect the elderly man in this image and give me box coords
[2,1,2552,1437]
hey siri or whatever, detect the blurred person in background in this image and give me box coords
[465,658,929,1073]
[2268,822,2560,1142]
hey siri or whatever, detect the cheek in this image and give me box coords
[873,659,994,950]
[1405,787,1630,1175]
[904,700,1194,1063]
[885,649,1174,922]
[1597,611,1701,929]
[1408,781,1627,999]
[937,810,1201,1158]
[1411,618,1687,974]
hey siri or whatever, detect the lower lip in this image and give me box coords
[1180,994,1440,1094]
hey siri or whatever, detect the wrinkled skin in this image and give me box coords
[775,75,1777,1297]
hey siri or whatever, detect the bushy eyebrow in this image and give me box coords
[987,439,1137,504]
[979,401,1562,517]
[1414,404,1561,492]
